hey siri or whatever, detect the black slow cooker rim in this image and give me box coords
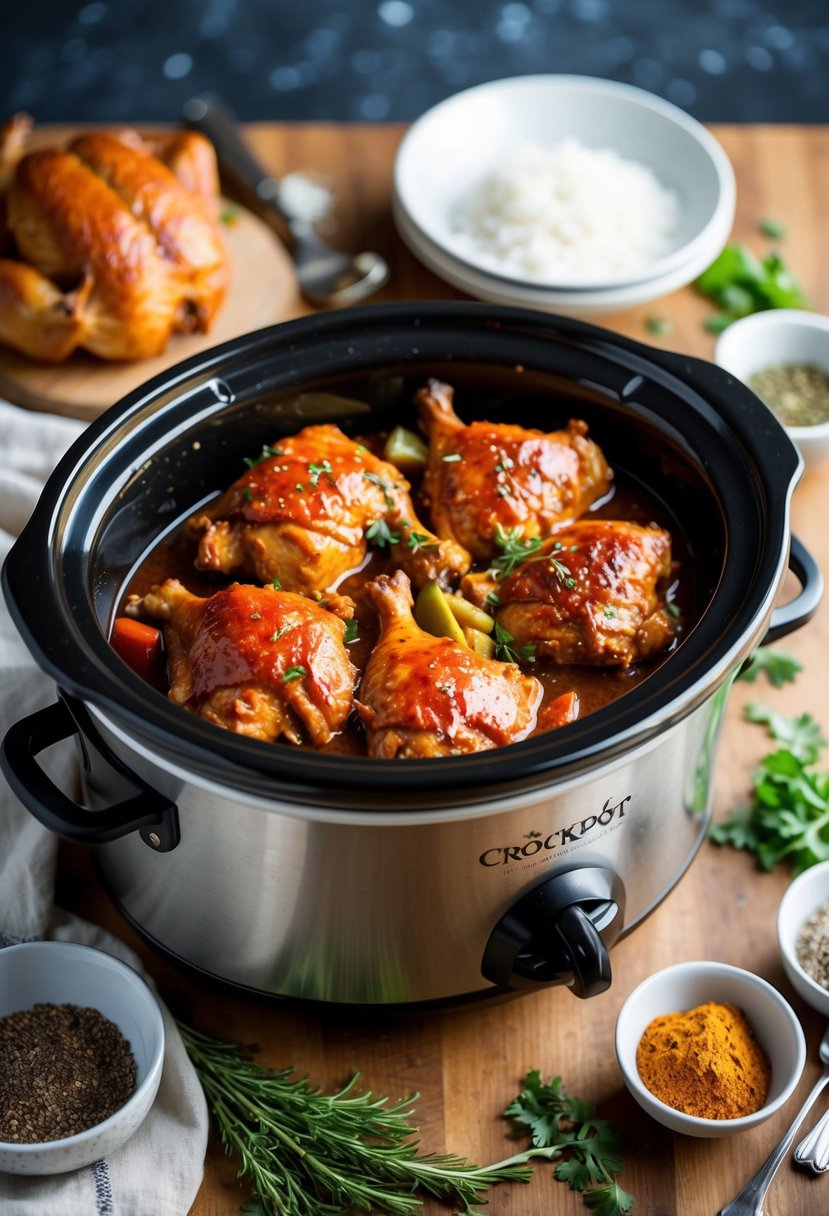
[2,302,800,798]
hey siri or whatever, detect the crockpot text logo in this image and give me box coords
[479,795,632,866]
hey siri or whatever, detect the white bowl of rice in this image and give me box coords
[393,75,735,311]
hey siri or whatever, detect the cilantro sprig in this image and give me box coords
[505,1071,634,1216]
[737,647,802,689]
[709,701,829,874]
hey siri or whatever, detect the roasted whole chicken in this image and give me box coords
[464,520,676,668]
[355,570,544,757]
[130,579,357,746]
[417,378,612,561]
[0,114,229,362]
[189,423,469,596]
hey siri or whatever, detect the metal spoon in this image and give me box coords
[182,97,389,308]
[717,1023,829,1215]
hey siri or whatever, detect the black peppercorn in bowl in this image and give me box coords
[0,941,164,1175]
[0,303,823,1010]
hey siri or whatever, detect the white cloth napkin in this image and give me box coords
[0,401,209,1215]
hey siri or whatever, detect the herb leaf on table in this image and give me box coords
[694,242,810,333]
[504,1071,634,1216]
[737,648,802,689]
[709,702,829,874]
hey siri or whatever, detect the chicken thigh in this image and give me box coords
[355,570,544,757]
[465,520,676,668]
[130,579,357,745]
[189,424,469,596]
[417,379,612,561]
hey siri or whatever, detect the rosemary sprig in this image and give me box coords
[179,1025,559,1216]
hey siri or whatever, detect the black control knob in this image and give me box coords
[481,866,625,998]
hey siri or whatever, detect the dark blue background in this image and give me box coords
[3,0,828,126]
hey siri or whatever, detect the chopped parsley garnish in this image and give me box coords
[645,314,673,337]
[242,488,254,502]
[666,602,681,619]
[407,531,439,552]
[281,665,306,683]
[441,452,462,463]
[490,527,543,580]
[484,591,501,608]
[603,605,616,618]
[244,444,284,468]
[759,217,787,240]
[363,471,396,510]
[295,483,305,493]
[271,625,293,642]
[308,460,333,487]
[250,612,262,621]
[219,204,239,226]
[493,621,536,664]
[343,619,359,645]
[496,484,512,499]
[494,455,514,472]
[365,518,401,548]
[271,577,282,590]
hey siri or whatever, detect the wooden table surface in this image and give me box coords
[57,123,829,1216]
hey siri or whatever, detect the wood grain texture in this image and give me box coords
[53,123,829,1216]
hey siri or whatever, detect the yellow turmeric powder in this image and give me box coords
[636,1000,771,1119]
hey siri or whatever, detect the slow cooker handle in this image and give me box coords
[481,866,625,999]
[764,534,823,644]
[0,695,180,852]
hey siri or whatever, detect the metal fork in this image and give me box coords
[794,1088,829,1172]
[717,1024,829,1215]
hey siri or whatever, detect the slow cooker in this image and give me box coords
[1,304,821,1010]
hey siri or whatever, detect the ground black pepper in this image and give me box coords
[796,899,829,989]
[0,1003,137,1143]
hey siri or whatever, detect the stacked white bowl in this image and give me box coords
[393,75,736,318]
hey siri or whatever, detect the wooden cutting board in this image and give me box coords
[0,204,300,421]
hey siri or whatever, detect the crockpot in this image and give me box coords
[1,303,821,1010]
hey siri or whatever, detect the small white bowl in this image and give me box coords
[393,74,735,313]
[0,941,165,1175]
[778,860,829,1017]
[715,310,829,472]
[615,960,805,1138]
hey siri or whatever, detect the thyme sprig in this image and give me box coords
[179,1026,558,1216]
[490,526,543,580]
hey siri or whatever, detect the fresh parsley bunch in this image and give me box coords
[505,1071,634,1215]
[710,701,829,874]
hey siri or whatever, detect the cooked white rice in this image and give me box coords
[450,139,680,284]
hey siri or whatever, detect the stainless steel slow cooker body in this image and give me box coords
[1,303,821,1009]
